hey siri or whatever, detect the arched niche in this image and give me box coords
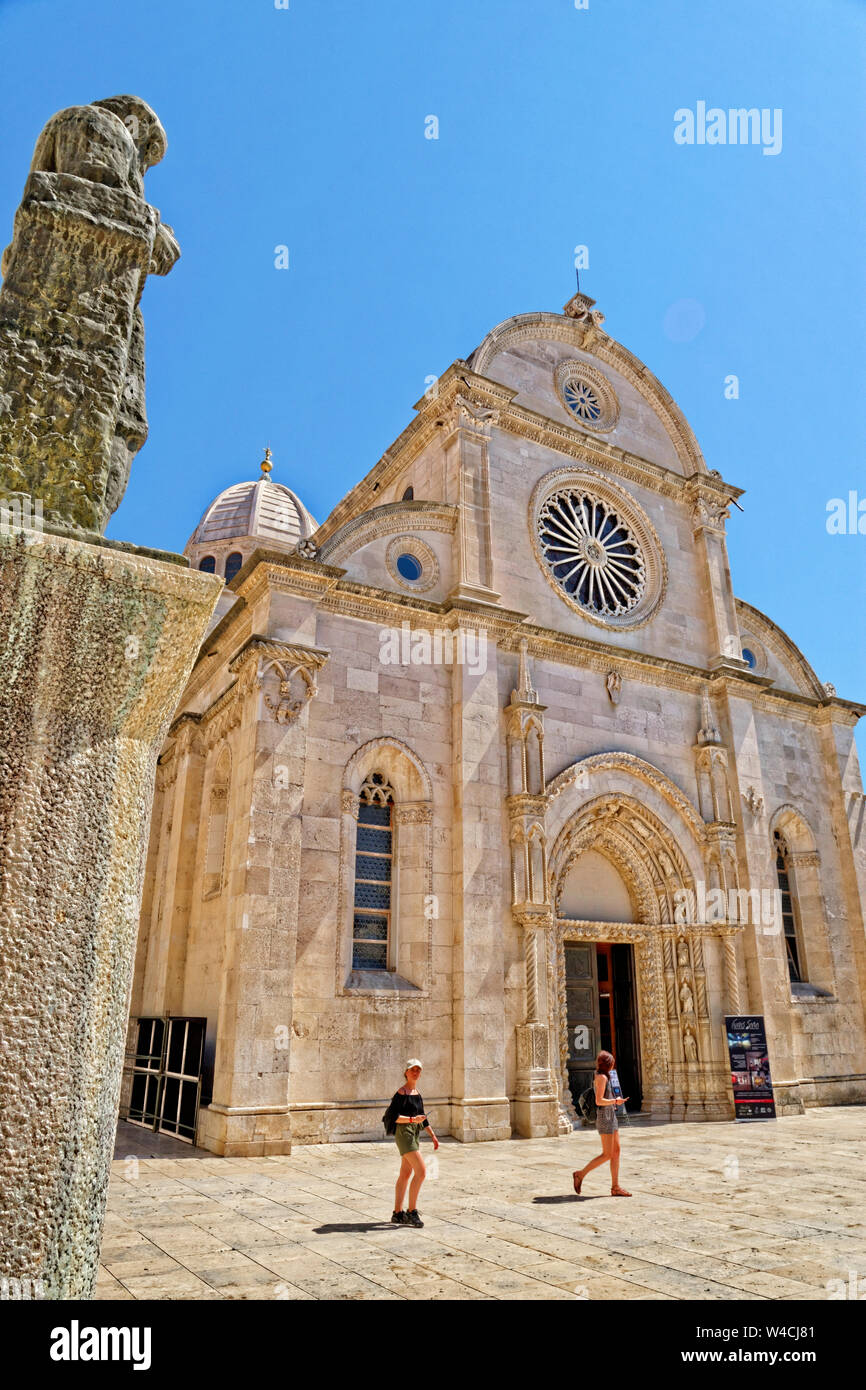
[558,849,634,922]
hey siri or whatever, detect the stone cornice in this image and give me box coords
[167,560,861,732]
[227,635,330,676]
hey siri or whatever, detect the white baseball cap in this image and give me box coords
[404,1058,423,1070]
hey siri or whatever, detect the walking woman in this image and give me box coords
[572,1050,631,1197]
[383,1058,439,1227]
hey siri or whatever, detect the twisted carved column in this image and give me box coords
[524,928,540,1025]
[723,932,741,1014]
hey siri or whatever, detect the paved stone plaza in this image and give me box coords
[95,1107,866,1300]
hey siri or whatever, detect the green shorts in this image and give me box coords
[395,1123,423,1156]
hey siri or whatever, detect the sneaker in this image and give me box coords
[390,1210,407,1225]
[405,1209,424,1228]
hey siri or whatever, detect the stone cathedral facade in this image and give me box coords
[125,291,866,1156]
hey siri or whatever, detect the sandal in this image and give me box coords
[572,1170,583,1195]
[610,1187,632,1197]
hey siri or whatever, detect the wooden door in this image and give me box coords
[564,942,600,1113]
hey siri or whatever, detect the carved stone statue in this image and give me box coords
[0,96,179,536]
[605,670,622,706]
[679,978,695,1014]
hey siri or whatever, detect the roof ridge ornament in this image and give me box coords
[260,446,274,478]
[562,291,605,328]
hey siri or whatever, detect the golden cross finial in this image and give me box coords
[260,446,273,477]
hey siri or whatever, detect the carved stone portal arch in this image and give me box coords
[549,792,706,1122]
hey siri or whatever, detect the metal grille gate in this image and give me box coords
[127,1016,206,1145]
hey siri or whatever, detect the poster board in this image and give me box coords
[724,1016,776,1120]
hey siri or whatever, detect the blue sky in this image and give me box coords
[1,0,864,714]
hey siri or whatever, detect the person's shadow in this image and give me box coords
[314,1222,403,1233]
[532,1195,604,1203]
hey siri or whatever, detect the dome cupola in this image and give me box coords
[185,448,318,581]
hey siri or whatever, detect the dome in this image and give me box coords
[188,477,317,550]
[185,451,318,581]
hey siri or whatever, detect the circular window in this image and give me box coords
[563,378,604,423]
[396,553,422,582]
[530,470,667,630]
[555,360,619,432]
[385,535,439,593]
[538,491,644,618]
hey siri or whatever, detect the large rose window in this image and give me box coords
[538,489,645,618]
[530,470,666,630]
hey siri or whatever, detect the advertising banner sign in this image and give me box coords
[725,1016,776,1120]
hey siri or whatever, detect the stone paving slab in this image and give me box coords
[95,1107,866,1301]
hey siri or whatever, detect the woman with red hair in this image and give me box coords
[572,1050,631,1197]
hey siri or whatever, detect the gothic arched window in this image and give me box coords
[352,773,395,969]
[774,829,804,983]
[224,552,243,583]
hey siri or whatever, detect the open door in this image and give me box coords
[564,942,600,1115]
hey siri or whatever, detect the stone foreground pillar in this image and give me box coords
[0,529,220,1299]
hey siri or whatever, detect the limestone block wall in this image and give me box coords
[288,608,457,1142]
[723,693,866,1106]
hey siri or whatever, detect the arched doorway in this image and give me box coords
[557,847,644,1114]
[549,793,698,1124]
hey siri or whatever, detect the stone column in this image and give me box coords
[450,628,510,1142]
[513,909,560,1136]
[443,399,501,605]
[140,715,206,1014]
[200,640,328,1157]
[0,529,219,1299]
[687,487,748,671]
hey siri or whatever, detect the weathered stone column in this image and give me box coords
[0,95,220,1299]
[0,529,219,1299]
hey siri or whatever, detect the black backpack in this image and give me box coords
[382,1107,397,1136]
[578,1085,597,1124]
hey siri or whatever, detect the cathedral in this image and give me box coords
[123,290,866,1155]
